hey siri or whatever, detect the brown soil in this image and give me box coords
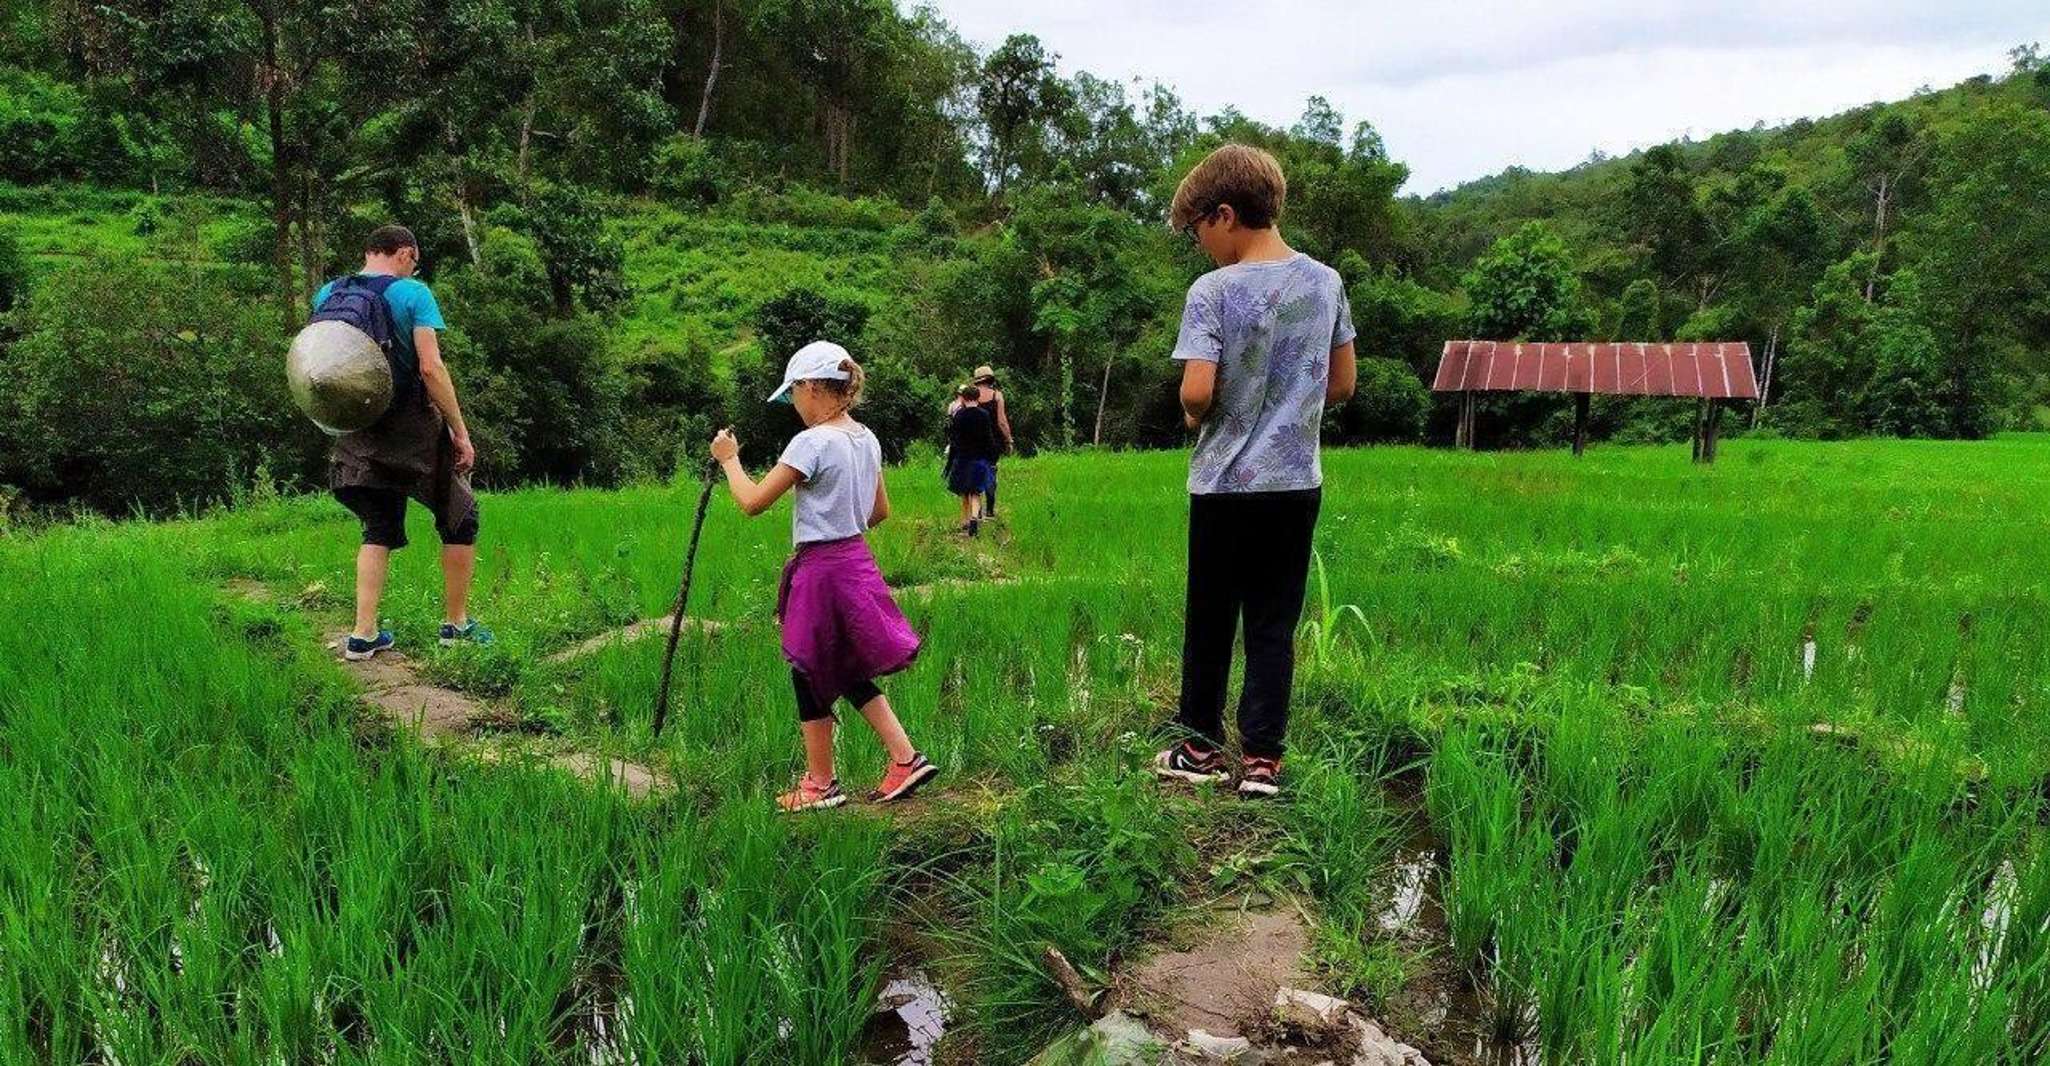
[1118,906,1312,1039]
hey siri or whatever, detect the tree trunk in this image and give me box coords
[1752,324,1779,428]
[455,184,482,266]
[693,1,723,138]
[1092,354,1113,446]
[296,159,323,300]
[1865,174,1890,303]
[517,25,537,198]
[259,3,300,331]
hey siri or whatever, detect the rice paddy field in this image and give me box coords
[4,435,2049,1064]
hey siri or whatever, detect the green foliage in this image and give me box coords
[1463,221,1592,342]
[436,235,632,486]
[1344,255,1464,374]
[754,286,873,360]
[648,134,729,207]
[1327,357,1431,444]
[507,183,632,316]
[0,256,324,513]
[0,223,23,317]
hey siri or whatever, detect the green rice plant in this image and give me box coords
[1297,547,1374,675]
[13,435,2050,1063]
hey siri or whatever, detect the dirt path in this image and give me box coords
[545,614,726,665]
[227,578,669,798]
[322,628,670,798]
[1120,906,1314,1038]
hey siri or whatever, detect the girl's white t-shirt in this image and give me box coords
[777,422,882,544]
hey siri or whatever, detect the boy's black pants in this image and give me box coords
[1177,488,1321,759]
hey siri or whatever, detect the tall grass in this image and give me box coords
[8,435,2050,1061]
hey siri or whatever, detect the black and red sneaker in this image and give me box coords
[1153,740,1229,785]
[871,752,939,803]
[1238,755,1283,797]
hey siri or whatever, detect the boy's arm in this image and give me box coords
[1326,340,1357,406]
[994,392,1014,451]
[1180,360,1217,430]
[415,328,474,473]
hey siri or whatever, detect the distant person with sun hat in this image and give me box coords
[945,364,1012,518]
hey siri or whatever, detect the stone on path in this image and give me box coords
[1347,1017,1430,1066]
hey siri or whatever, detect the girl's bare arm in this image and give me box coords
[870,473,891,527]
[711,429,802,516]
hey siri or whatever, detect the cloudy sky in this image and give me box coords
[924,1,2050,193]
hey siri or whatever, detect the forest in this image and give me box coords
[3,0,2049,514]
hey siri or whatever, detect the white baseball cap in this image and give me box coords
[767,340,852,404]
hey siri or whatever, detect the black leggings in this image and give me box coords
[792,670,883,722]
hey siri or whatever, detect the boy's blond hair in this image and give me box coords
[1169,144,1287,231]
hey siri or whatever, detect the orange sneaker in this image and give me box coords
[871,753,938,803]
[777,774,846,813]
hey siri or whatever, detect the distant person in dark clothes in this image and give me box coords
[946,364,1012,517]
[946,383,999,536]
[320,224,492,662]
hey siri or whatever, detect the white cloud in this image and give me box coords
[924,0,2050,191]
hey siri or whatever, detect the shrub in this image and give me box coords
[435,236,631,486]
[648,135,728,206]
[1325,356,1429,444]
[1,256,326,514]
[753,286,872,362]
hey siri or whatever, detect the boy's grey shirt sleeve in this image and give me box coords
[1331,271,1357,349]
[1172,276,1225,363]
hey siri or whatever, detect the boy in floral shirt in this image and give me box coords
[1153,144,1357,797]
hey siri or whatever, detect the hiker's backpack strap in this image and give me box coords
[310,275,421,409]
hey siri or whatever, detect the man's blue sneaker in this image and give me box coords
[343,630,395,661]
[439,619,494,647]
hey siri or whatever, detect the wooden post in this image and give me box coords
[1704,400,1723,463]
[1463,392,1479,450]
[1571,393,1590,457]
[1691,399,1707,463]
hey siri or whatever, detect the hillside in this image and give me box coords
[4,16,2050,517]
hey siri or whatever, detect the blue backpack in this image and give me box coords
[309,275,421,409]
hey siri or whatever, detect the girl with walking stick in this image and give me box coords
[708,342,935,811]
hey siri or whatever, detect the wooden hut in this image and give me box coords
[1431,340,1760,462]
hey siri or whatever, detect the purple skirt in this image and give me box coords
[777,536,921,710]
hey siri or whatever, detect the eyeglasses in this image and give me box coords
[1179,205,1217,245]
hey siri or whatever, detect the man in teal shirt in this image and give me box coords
[318,224,490,660]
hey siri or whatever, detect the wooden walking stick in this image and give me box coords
[652,461,718,737]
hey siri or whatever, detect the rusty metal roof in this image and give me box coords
[1431,341,1759,399]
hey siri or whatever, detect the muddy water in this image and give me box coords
[1379,775,1542,1066]
[858,971,950,1065]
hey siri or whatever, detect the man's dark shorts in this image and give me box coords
[335,486,479,549]
[330,396,478,550]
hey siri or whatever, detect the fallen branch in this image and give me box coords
[1041,945,1103,1019]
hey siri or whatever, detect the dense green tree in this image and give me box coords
[1899,100,2050,437]
[1618,144,1714,305]
[1464,221,1592,342]
[1,256,322,512]
[976,34,1072,197]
